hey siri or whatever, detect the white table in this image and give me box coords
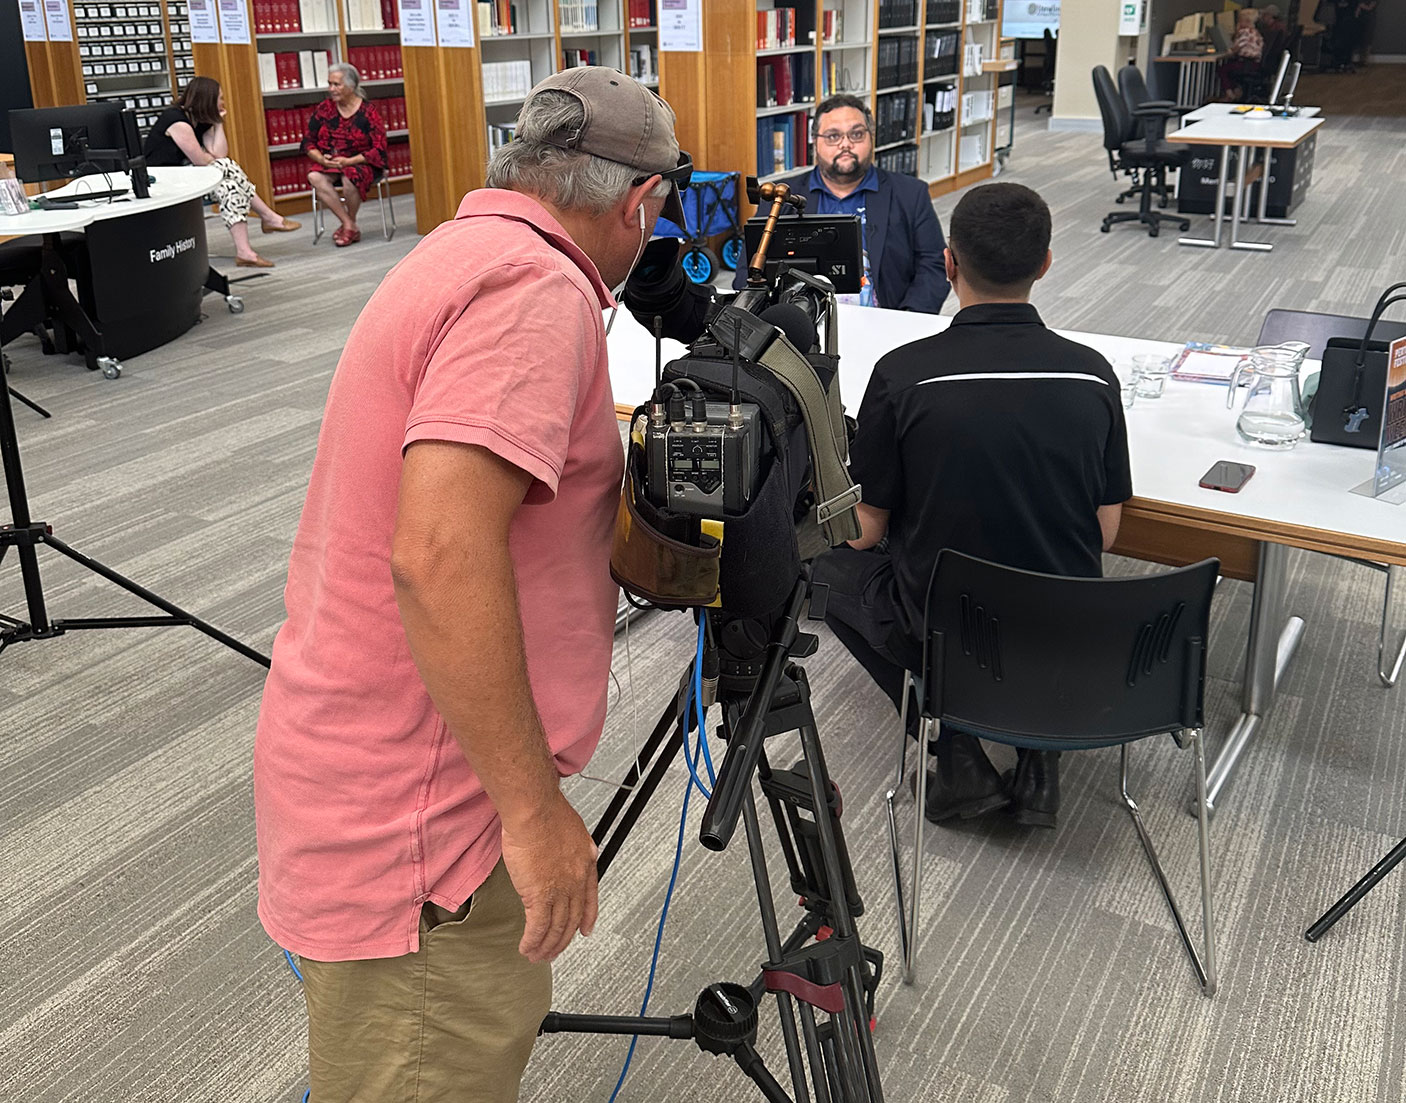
[607,304,1406,814]
[1180,103,1321,122]
[1153,53,1228,107]
[1167,114,1324,251]
[0,166,231,377]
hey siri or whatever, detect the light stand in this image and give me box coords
[539,575,886,1102]
[0,373,269,665]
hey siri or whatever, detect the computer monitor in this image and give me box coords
[1208,25,1230,53]
[1281,61,1302,107]
[742,214,864,294]
[1268,50,1291,105]
[8,103,146,194]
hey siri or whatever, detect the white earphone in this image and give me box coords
[638,205,646,230]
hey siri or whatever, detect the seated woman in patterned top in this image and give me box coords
[302,63,389,247]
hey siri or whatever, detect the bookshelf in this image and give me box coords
[72,1,181,134]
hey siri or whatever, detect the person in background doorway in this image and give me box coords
[1221,8,1265,99]
[303,63,388,247]
[733,93,949,313]
[143,76,300,269]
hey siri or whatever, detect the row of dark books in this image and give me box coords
[877,0,919,30]
[925,29,961,77]
[756,111,810,178]
[757,53,815,108]
[923,84,956,131]
[626,0,655,28]
[346,44,402,80]
[875,89,919,145]
[926,0,961,25]
[876,35,918,90]
[876,146,917,175]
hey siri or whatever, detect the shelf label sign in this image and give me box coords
[20,0,48,40]
[659,0,702,52]
[189,0,221,43]
[398,0,437,46]
[434,0,473,47]
[42,0,73,41]
[1373,336,1406,500]
[216,0,251,44]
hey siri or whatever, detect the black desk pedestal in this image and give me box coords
[1177,133,1317,218]
[84,198,208,359]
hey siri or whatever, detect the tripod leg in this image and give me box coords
[1305,837,1406,942]
[741,786,814,1103]
[41,534,270,667]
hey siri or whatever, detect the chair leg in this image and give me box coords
[1119,734,1218,997]
[1377,564,1404,688]
[311,188,324,245]
[886,671,917,983]
[378,178,395,242]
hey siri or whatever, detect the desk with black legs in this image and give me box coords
[0,165,236,377]
[607,305,1405,818]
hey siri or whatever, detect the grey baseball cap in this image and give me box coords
[522,66,690,226]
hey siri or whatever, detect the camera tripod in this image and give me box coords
[540,575,886,1103]
[0,364,269,666]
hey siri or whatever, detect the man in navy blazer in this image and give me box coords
[735,94,950,314]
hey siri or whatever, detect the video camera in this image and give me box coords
[613,178,863,622]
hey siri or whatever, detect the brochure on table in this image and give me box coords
[1170,341,1249,384]
[1370,336,1406,502]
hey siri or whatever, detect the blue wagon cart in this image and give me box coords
[652,169,745,284]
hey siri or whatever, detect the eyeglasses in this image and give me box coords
[633,150,694,191]
[816,127,872,147]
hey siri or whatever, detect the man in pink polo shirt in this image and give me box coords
[253,68,690,1102]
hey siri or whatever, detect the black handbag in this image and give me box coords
[1310,282,1406,448]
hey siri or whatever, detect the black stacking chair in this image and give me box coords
[1254,308,1406,690]
[1093,65,1191,238]
[887,552,1221,997]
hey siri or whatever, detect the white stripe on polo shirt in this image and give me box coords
[916,371,1110,387]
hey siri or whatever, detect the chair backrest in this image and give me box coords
[921,552,1219,749]
[1256,308,1406,362]
[1117,64,1155,115]
[1092,65,1133,154]
[1041,28,1057,81]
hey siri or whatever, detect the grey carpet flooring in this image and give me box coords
[2,98,1405,1102]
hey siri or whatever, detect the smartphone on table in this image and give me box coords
[1199,460,1256,493]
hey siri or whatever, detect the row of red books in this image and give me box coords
[269,51,325,89]
[756,8,797,50]
[346,45,403,80]
[376,96,407,130]
[385,143,412,178]
[626,0,653,28]
[271,157,318,195]
[251,0,398,33]
[265,105,316,145]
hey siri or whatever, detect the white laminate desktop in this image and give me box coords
[606,302,1406,813]
[1180,104,1321,123]
[0,165,221,238]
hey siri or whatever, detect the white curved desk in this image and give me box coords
[0,166,229,376]
[607,303,1406,814]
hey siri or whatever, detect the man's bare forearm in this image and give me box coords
[393,539,559,830]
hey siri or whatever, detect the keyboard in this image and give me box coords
[35,188,130,209]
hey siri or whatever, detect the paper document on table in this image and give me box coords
[1171,341,1250,384]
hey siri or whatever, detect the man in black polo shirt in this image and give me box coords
[813,182,1132,830]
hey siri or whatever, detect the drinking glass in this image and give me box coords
[1133,354,1170,399]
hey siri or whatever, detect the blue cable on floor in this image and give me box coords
[609,614,716,1101]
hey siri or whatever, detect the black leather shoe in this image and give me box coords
[910,732,1010,823]
[1005,749,1061,829]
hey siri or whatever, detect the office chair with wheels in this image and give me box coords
[311,169,397,244]
[1093,65,1191,238]
[1254,308,1406,690]
[1116,64,1186,208]
[886,552,1221,997]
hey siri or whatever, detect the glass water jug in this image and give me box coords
[1227,342,1311,449]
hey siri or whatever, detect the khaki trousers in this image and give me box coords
[299,860,551,1103]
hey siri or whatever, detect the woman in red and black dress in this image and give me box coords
[302,63,388,246]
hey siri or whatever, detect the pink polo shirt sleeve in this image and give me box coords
[403,261,598,501]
